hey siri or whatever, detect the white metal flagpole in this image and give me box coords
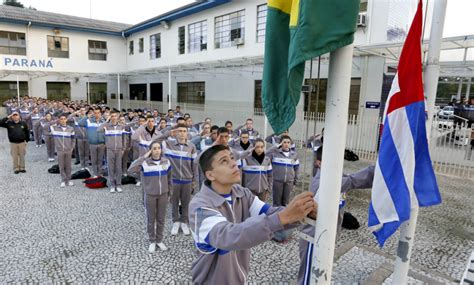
[168,68,172,110]
[117,73,121,110]
[393,0,447,282]
[311,43,354,284]
[16,75,20,103]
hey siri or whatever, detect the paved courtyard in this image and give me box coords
[0,128,472,284]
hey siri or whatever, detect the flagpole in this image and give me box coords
[302,58,314,193]
[311,44,354,284]
[392,0,447,282]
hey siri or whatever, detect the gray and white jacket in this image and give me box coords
[51,124,75,153]
[97,122,128,151]
[189,183,295,284]
[241,154,273,195]
[267,148,300,184]
[128,156,173,196]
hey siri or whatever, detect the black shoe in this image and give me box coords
[20,170,26,173]
[14,170,20,174]
[74,161,80,165]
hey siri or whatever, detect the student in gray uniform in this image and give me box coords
[241,138,273,202]
[185,117,199,138]
[297,146,375,285]
[234,118,260,143]
[268,135,300,206]
[71,108,90,170]
[79,108,106,177]
[229,130,253,157]
[97,110,127,193]
[128,141,173,253]
[28,107,42,147]
[51,113,75,187]
[306,128,324,176]
[152,123,198,236]
[40,113,56,162]
[131,115,163,158]
[265,130,296,151]
[120,115,132,176]
[189,144,318,284]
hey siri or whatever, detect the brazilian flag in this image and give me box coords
[262,0,360,134]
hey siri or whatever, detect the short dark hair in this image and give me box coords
[315,146,323,161]
[199,144,230,175]
[210,125,219,132]
[159,118,167,123]
[110,110,119,115]
[225,120,233,126]
[246,118,253,122]
[176,123,187,129]
[146,115,154,120]
[280,135,291,142]
[217,127,228,135]
[254,138,265,146]
[240,130,249,136]
[59,113,68,118]
[176,117,185,122]
[168,109,173,112]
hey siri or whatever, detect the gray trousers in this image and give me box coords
[172,183,192,223]
[132,145,140,161]
[45,136,55,159]
[107,149,123,188]
[57,151,72,183]
[272,180,294,206]
[33,124,42,145]
[89,144,105,177]
[122,148,130,174]
[144,193,169,243]
[77,138,90,168]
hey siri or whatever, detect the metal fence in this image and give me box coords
[112,100,474,180]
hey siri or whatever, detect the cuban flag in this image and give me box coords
[368,0,441,247]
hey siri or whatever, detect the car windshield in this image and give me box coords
[443,106,453,111]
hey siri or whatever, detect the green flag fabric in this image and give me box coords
[262,0,360,134]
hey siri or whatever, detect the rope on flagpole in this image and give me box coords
[313,56,322,136]
[301,58,314,193]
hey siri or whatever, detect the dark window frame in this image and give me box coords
[0,30,26,56]
[47,35,69,58]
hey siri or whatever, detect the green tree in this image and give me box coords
[3,0,25,8]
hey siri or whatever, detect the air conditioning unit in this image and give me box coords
[357,13,367,27]
[233,38,245,46]
[197,91,205,97]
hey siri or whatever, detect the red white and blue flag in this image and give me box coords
[368,0,441,247]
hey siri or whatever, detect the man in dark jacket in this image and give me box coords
[0,111,30,173]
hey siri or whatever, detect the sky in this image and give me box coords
[11,0,474,37]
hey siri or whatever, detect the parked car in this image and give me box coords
[438,106,454,119]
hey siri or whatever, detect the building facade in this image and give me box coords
[0,0,415,118]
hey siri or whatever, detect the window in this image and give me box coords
[188,20,207,53]
[150,83,163,102]
[130,84,147,100]
[178,26,185,54]
[138,38,144,53]
[303,78,361,115]
[0,31,26,55]
[254,80,263,115]
[0,81,28,103]
[129,40,134,55]
[150,33,161,59]
[256,4,267,43]
[47,36,69,58]
[88,40,107,61]
[215,10,245,49]
[177,82,205,105]
[46,82,71,100]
